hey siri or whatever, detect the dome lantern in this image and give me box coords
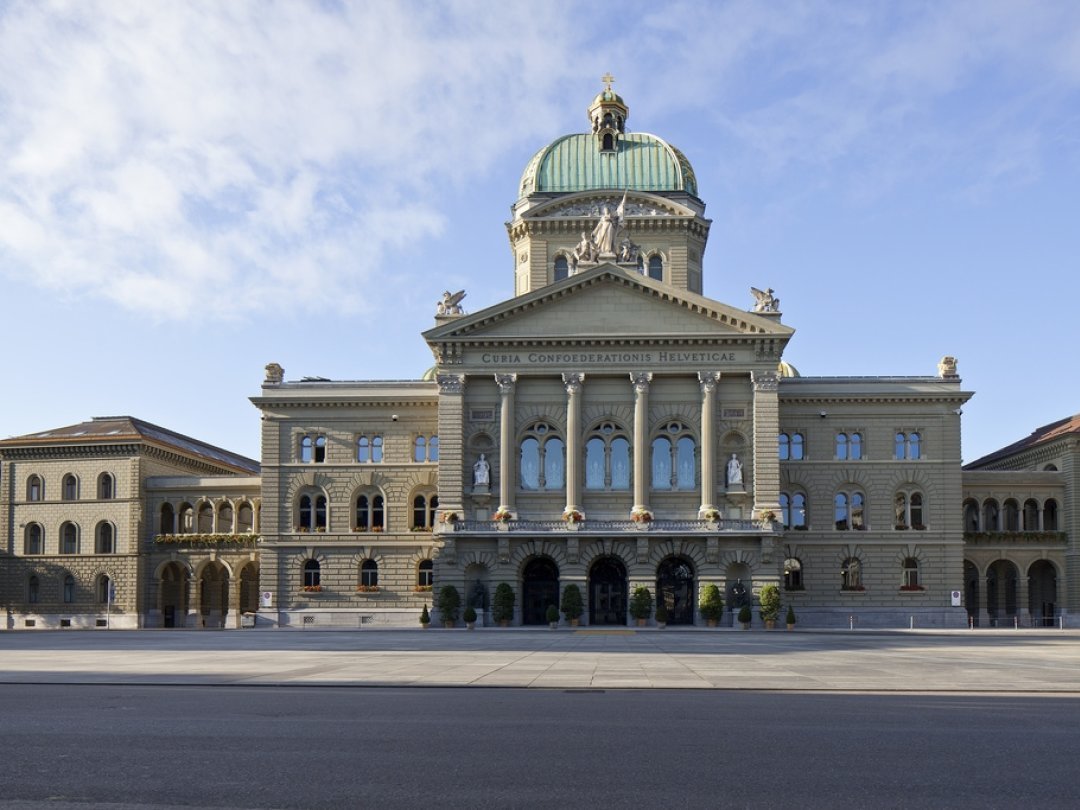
[587,73,628,153]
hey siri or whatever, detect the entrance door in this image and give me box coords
[522,558,559,625]
[589,556,627,625]
[657,556,695,625]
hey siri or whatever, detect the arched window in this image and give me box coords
[412,493,438,530]
[894,491,925,530]
[428,436,439,461]
[902,558,921,588]
[647,254,663,281]
[413,436,439,462]
[62,474,78,501]
[197,502,214,533]
[360,560,379,588]
[60,522,79,554]
[841,557,863,590]
[1003,499,1020,532]
[791,433,804,460]
[298,492,328,531]
[357,435,384,463]
[1044,499,1059,531]
[218,502,234,533]
[836,433,862,460]
[299,434,327,463]
[28,575,40,604]
[95,522,115,554]
[314,435,327,463]
[584,421,630,491]
[1043,463,1058,472]
[963,499,979,532]
[1023,499,1039,531]
[97,473,115,500]
[355,492,385,531]
[982,499,1000,532]
[780,492,807,530]
[834,491,866,530]
[652,422,696,490]
[160,503,175,535]
[179,503,194,533]
[303,560,321,588]
[779,433,790,460]
[27,474,43,502]
[836,433,848,460]
[783,557,803,590]
[519,423,563,491]
[97,575,112,603]
[417,559,434,588]
[896,432,922,460]
[63,574,75,604]
[237,502,254,533]
[300,435,313,463]
[554,255,569,281]
[24,523,43,555]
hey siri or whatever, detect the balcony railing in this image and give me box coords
[453,518,770,534]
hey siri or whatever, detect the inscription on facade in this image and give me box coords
[476,350,741,366]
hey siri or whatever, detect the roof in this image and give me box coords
[965,413,1080,468]
[519,132,698,197]
[0,416,259,474]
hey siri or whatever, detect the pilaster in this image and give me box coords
[436,373,467,513]
[751,370,781,519]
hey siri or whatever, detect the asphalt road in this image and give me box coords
[1,684,1078,809]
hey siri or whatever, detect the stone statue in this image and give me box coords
[436,290,466,316]
[590,190,626,257]
[264,363,284,384]
[618,237,640,264]
[473,454,490,487]
[572,231,596,267]
[470,581,487,610]
[750,286,780,313]
[938,356,958,378]
[731,579,749,609]
[726,453,743,487]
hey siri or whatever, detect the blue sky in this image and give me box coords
[1,1,1078,463]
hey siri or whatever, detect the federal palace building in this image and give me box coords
[2,85,1076,631]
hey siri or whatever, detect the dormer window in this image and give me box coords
[602,133,614,151]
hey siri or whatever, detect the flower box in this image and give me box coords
[301,585,323,593]
[356,585,380,593]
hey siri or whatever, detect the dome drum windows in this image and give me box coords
[520,422,564,491]
[652,422,696,491]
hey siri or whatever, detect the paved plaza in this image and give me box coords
[1,627,1078,692]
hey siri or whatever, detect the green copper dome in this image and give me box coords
[519,132,698,198]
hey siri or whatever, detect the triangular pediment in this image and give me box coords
[423,265,794,345]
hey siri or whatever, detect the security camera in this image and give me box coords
[391,414,399,422]
[819,410,827,419]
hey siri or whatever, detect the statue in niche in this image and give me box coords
[750,286,780,313]
[726,453,743,487]
[590,190,626,256]
[473,454,490,487]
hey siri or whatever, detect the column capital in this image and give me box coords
[495,373,517,394]
[698,371,720,393]
[562,372,585,394]
[436,373,466,395]
[751,370,779,392]
[630,371,653,393]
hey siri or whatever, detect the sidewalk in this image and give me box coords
[2,627,1078,692]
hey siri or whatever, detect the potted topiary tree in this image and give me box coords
[699,583,724,627]
[655,602,668,629]
[759,584,782,630]
[463,606,477,630]
[786,604,797,631]
[437,584,460,628]
[419,604,431,629]
[561,583,584,627]
[738,603,752,630]
[492,582,515,627]
[546,604,560,629]
[629,586,653,627]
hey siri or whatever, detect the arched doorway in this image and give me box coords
[199,561,229,629]
[239,563,259,615]
[963,560,979,627]
[160,562,188,628]
[656,556,695,625]
[521,557,559,625]
[1028,560,1057,627]
[588,556,627,626]
[986,559,1018,627]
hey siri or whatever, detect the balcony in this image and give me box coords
[448,517,773,535]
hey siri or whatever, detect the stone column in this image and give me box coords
[751,370,781,520]
[630,372,652,512]
[496,373,517,514]
[563,373,585,514]
[698,372,719,516]
[436,373,467,516]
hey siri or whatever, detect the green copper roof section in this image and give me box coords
[520,132,697,197]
